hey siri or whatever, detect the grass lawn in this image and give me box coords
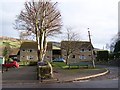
[51,62,66,69]
[51,62,106,76]
[51,62,93,69]
[3,40,20,48]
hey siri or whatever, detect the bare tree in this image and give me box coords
[18,31,35,45]
[112,32,120,53]
[110,32,120,52]
[63,27,80,41]
[19,31,28,44]
[61,27,80,64]
[15,0,62,61]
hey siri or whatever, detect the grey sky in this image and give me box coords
[0,0,119,49]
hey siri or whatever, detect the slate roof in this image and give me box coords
[20,42,37,49]
[20,42,52,50]
[10,48,20,55]
[61,41,94,49]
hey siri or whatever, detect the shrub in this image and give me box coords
[96,50,109,61]
[18,61,29,66]
[29,61,37,66]
[109,53,114,60]
[37,61,53,80]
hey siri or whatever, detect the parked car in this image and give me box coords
[2,61,19,68]
[52,58,66,62]
[9,55,20,62]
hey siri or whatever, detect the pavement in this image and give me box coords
[1,65,111,84]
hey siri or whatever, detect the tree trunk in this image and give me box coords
[37,37,41,61]
[66,55,70,65]
[37,31,46,62]
[42,34,47,62]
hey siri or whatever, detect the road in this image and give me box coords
[2,65,119,88]
[89,65,119,81]
[2,79,118,88]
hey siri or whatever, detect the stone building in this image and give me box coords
[20,42,52,62]
[61,41,94,65]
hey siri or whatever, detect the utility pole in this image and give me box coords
[88,30,91,43]
[88,29,95,68]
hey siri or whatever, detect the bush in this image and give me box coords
[29,61,37,66]
[109,53,114,60]
[109,53,120,60]
[96,50,109,61]
[39,66,51,77]
[18,61,29,66]
[37,61,53,80]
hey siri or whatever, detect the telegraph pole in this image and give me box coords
[88,30,91,43]
[88,29,95,68]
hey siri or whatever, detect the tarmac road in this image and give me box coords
[89,65,119,81]
[2,79,118,88]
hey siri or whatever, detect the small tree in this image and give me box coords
[61,27,80,64]
[2,42,11,63]
[15,0,62,62]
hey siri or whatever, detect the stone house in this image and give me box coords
[20,42,52,62]
[61,41,94,65]
[19,41,95,65]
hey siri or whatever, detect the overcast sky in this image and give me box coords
[0,0,119,49]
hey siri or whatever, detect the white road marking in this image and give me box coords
[112,78,118,80]
[73,80,90,83]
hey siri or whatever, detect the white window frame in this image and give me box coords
[80,55,86,59]
[80,49,85,52]
[29,49,34,52]
[27,56,34,60]
[21,56,25,58]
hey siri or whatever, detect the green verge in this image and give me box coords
[51,62,107,76]
[51,62,94,69]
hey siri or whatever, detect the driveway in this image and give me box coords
[2,66,37,81]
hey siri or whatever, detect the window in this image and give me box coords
[80,55,86,59]
[72,55,75,58]
[22,49,25,51]
[28,49,33,52]
[80,49,85,52]
[89,49,91,51]
[27,56,34,60]
[29,49,33,52]
[21,56,25,58]
[89,55,91,57]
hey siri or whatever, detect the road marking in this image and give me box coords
[112,78,118,80]
[73,80,90,83]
